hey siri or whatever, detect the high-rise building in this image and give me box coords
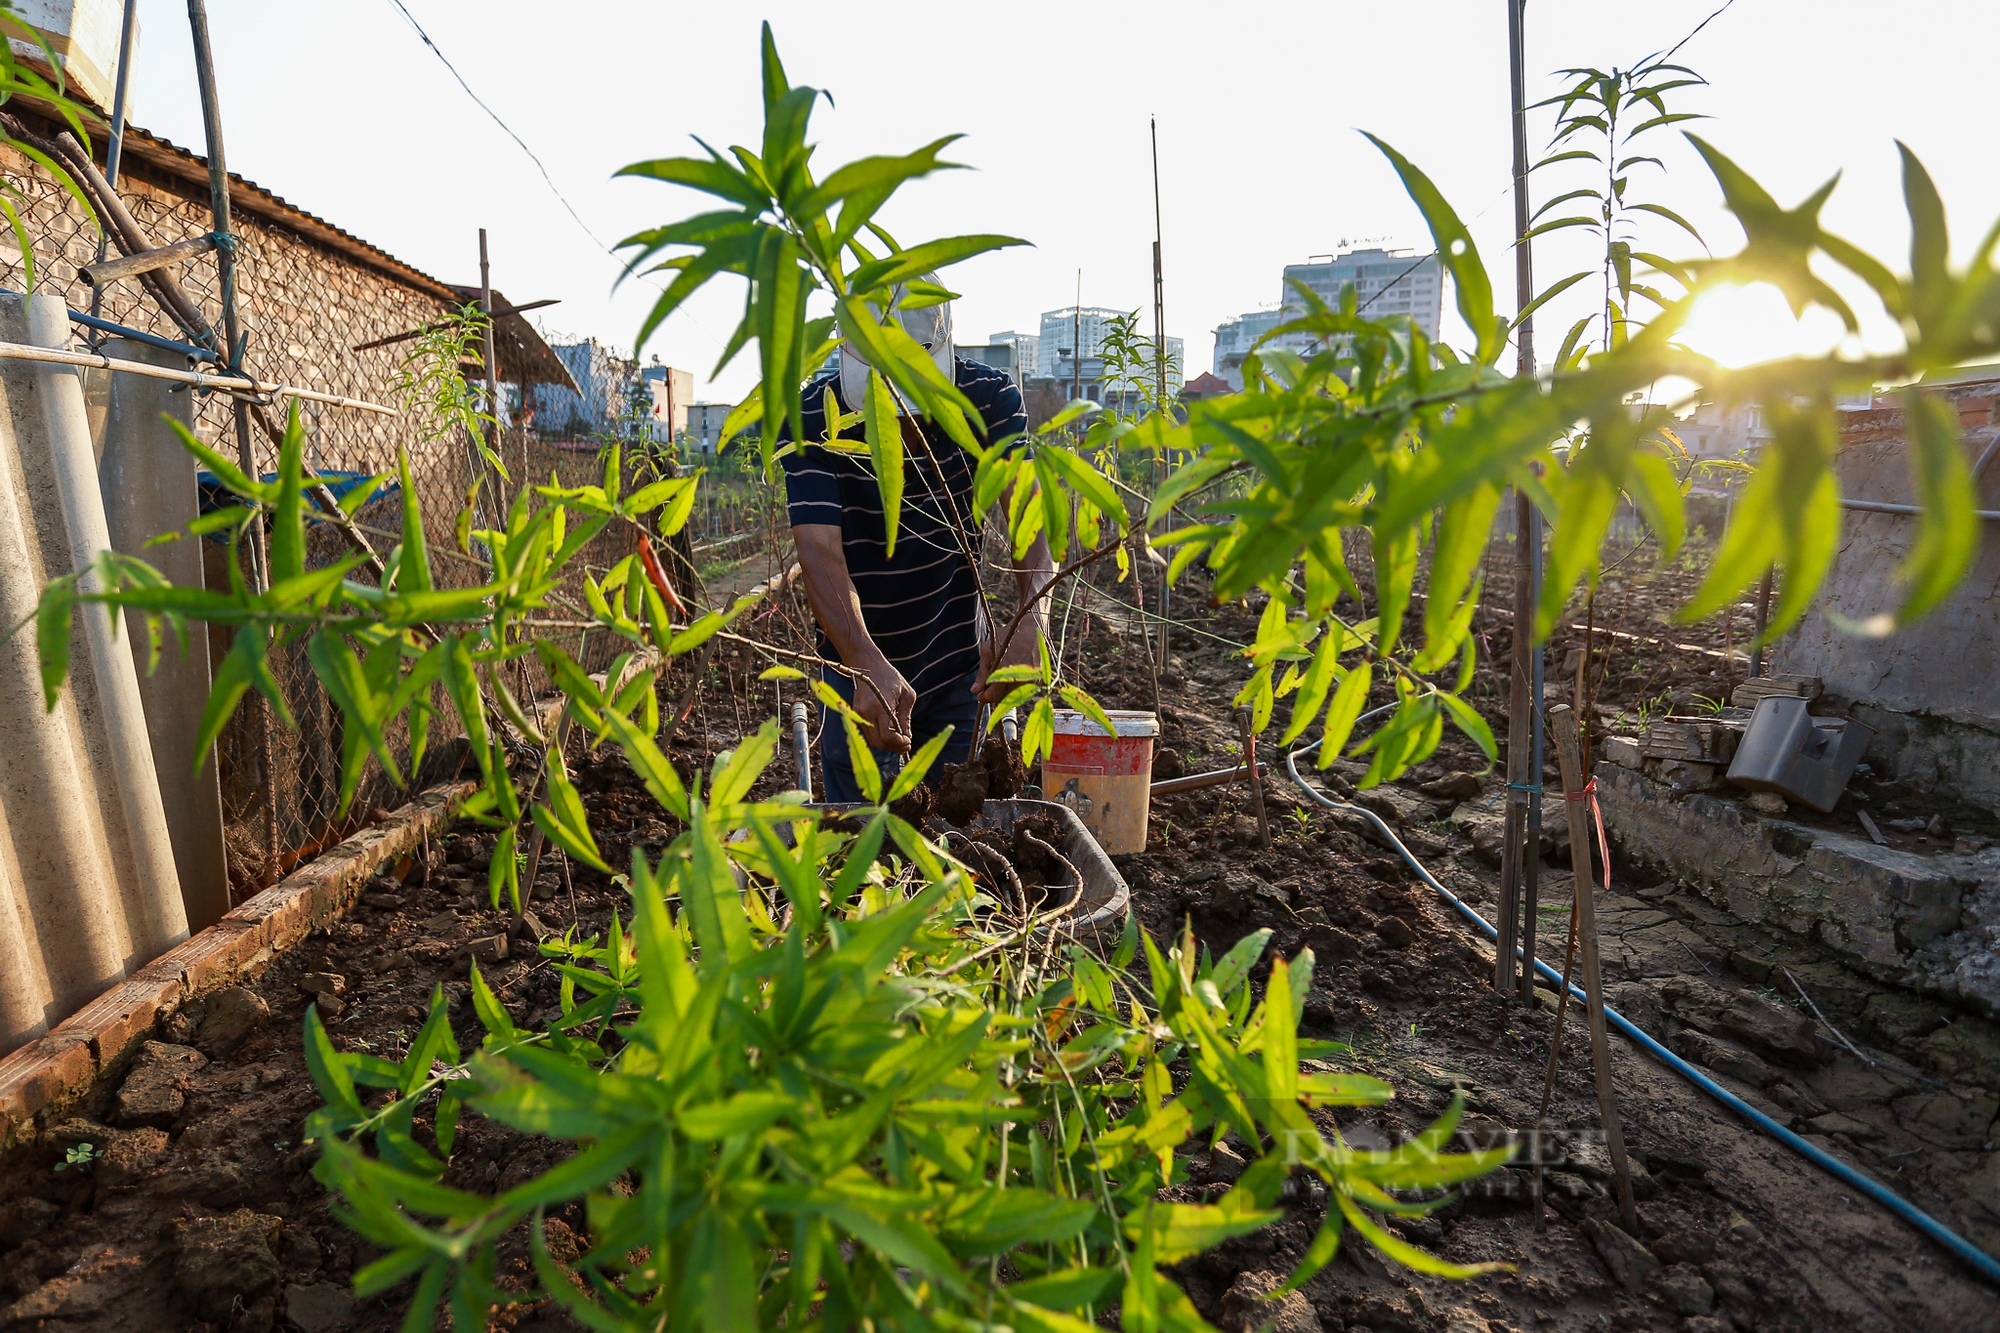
[685,402,736,455]
[987,330,1040,380]
[1274,248,1442,346]
[1211,310,1285,390]
[1036,307,1183,401]
[1211,248,1445,389]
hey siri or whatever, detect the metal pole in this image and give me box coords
[1072,271,1082,404]
[479,228,507,503]
[1498,0,1540,999]
[1149,118,1172,682]
[189,0,279,888]
[1748,568,1774,678]
[1525,506,1544,1002]
[88,0,140,326]
[792,701,813,800]
[1150,115,1167,416]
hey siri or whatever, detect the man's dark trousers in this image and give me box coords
[818,664,979,804]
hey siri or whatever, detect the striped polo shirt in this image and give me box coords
[779,357,1026,702]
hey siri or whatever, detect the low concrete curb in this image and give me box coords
[0,780,475,1149]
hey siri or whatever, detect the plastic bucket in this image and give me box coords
[1041,710,1158,855]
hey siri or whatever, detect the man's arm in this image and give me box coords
[792,523,917,753]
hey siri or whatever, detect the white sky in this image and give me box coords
[120,1,1998,404]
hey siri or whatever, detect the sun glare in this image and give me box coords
[1675,282,1852,368]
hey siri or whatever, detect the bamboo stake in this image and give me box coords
[1234,707,1271,848]
[1547,702,1639,1234]
[78,234,218,287]
[0,341,399,414]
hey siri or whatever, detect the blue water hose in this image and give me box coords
[1281,740,2000,1289]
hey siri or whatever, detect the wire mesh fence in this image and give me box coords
[0,133,712,896]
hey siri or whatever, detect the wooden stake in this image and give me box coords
[1235,707,1271,848]
[1547,702,1638,1234]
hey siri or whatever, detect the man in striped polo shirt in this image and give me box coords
[780,298,1052,803]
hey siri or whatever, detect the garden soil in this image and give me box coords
[2,547,1997,1333]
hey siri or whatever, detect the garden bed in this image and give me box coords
[0,555,1995,1333]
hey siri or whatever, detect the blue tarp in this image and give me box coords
[195,470,401,520]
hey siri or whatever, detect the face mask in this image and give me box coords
[838,291,953,413]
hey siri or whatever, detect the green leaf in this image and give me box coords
[302,1004,361,1120]
[600,702,690,821]
[1363,133,1501,364]
[164,415,266,501]
[1126,1202,1284,1264]
[531,753,611,873]
[1008,1269,1122,1314]
[615,153,768,209]
[848,234,1031,295]
[395,445,431,594]
[1207,928,1271,999]
[1335,1193,1506,1278]
[1038,446,1129,531]
[682,797,754,962]
[1057,685,1119,739]
[841,711,882,804]
[1438,690,1497,762]
[1035,398,1102,436]
[1505,270,1590,332]
[1317,661,1373,767]
[885,724,954,802]
[794,134,966,221]
[34,577,74,712]
[1262,956,1298,1103]
[269,401,307,584]
[468,962,517,1042]
[197,627,293,773]
[863,368,905,557]
[711,717,780,805]
[1894,389,1978,624]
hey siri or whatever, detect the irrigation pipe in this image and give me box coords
[1281,735,2000,1289]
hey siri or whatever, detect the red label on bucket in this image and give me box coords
[1047,733,1153,776]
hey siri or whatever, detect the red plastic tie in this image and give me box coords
[1560,776,1613,896]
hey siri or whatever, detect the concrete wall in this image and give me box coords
[93,339,227,933]
[0,131,479,892]
[0,294,188,1054]
[1772,382,2000,811]
[1598,762,2000,1016]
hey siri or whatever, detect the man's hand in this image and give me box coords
[977,615,1045,704]
[853,655,916,754]
[793,523,917,753]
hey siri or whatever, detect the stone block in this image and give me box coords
[173,1210,283,1324]
[0,1034,95,1127]
[1652,1266,1715,1316]
[1219,1270,1321,1333]
[1582,1217,1661,1293]
[97,1126,170,1187]
[1603,735,1644,769]
[192,987,270,1057]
